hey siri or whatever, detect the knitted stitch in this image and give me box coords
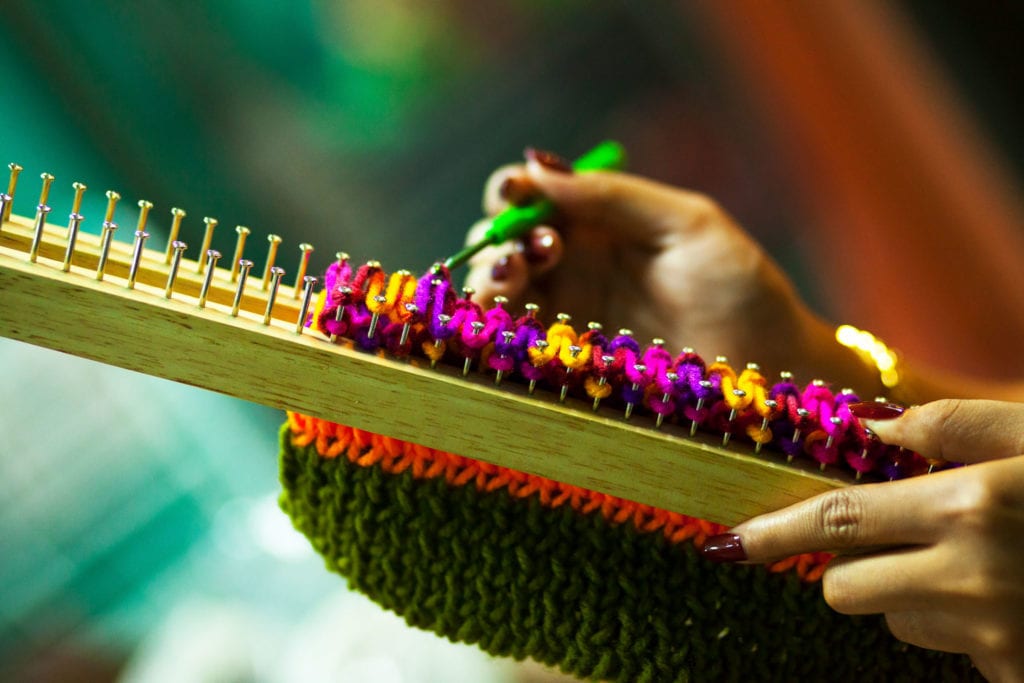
[279,419,981,682]
[280,261,978,679]
[306,260,947,482]
[286,413,833,580]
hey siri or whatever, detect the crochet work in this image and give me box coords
[279,415,980,682]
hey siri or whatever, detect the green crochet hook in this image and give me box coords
[443,140,626,270]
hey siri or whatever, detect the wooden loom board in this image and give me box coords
[0,212,848,526]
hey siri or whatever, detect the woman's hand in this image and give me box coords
[702,399,1024,682]
[464,149,874,388]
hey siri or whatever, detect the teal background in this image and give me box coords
[1,2,1020,681]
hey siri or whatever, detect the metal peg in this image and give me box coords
[164,241,188,298]
[263,267,285,324]
[95,221,118,281]
[61,182,87,272]
[230,260,253,316]
[295,275,318,334]
[230,226,251,282]
[127,230,150,289]
[198,250,221,308]
[0,193,10,232]
[164,208,187,264]
[292,243,314,297]
[3,163,22,222]
[197,217,218,273]
[28,173,55,263]
[262,234,282,290]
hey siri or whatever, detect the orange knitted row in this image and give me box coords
[287,411,831,582]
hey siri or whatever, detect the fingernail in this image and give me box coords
[524,147,573,173]
[525,232,555,264]
[700,533,747,563]
[848,401,905,420]
[499,176,534,206]
[491,256,510,281]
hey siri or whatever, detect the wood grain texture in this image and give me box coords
[0,215,848,525]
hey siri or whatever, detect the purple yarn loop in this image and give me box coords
[307,265,942,482]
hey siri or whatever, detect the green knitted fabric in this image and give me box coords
[279,425,980,682]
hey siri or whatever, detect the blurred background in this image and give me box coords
[2,1,1023,681]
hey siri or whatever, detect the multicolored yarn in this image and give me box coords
[279,259,979,680]
[279,416,980,681]
[308,258,943,481]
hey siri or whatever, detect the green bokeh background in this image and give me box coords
[2,2,1021,681]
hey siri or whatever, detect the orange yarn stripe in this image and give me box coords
[287,412,831,582]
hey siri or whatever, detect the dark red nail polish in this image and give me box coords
[499,176,534,207]
[524,232,555,264]
[848,402,905,420]
[524,147,573,173]
[701,533,747,563]
[491,256,510,281]
[498,177,516,199]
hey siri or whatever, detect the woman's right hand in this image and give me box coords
[463,149,873,389]
[709,399,1024,682]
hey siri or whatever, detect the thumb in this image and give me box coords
[860,399,1024,464]
[523,162,728,246]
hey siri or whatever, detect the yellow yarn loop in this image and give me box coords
[364,269,388,312]
[422,339,446,362]
[559,338,591,369]
[310,289,327,323]
[384,271,417,322]
[712,360,753,411]
[583,375,613,399]
[529,321,575,365]
[737,366,770,416]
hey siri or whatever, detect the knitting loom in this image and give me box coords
[3,167,986,681]
[1,168,867,527]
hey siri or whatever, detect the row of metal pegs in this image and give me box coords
[0,163,327,333]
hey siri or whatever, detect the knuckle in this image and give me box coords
[686,193,723,226]
[883,613,945,653]
[978,623,1017,660]
[926,398,971,461]
[821,565,857,614]
[884,613,920,647]
[931,397,966,421]
[589,173,621,208]
[816,489,867,547]
[947,468,1008,535]
[482,164,526,211]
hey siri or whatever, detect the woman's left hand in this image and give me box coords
[702,399,1024,682]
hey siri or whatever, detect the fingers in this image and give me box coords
[482,164,539,216]
[522,161,727,246]
[886,609,1022,680]
[463,225,563,305]
[863,399,1024,464]
[463,245,527,303]
[884,611,971,655]
[481,155,729,247]
[821,545,956,615]
[713,473,959,563]
[520,227,563,274]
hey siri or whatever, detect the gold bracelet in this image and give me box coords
[835,324,900,390]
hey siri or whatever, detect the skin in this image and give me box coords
[466,160,1024,681]
[466,161,870,392]
[731,400,1024,683]
[466,162,1024,403]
